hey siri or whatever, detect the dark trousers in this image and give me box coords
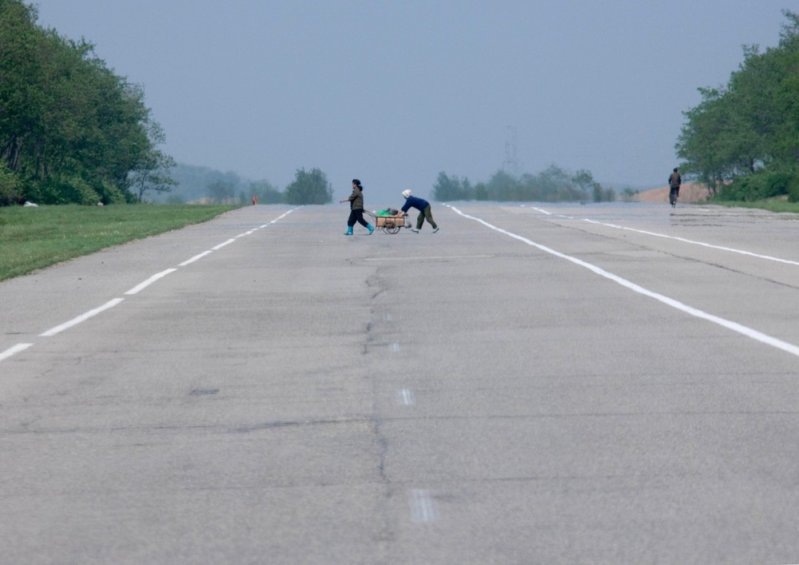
[347,209,369,228]
[416,205,438,229]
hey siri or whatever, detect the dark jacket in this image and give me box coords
[669,172,681,188]
[401,195,430,213]
[348,187,364,210]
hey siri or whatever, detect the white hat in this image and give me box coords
[402,189,411,198]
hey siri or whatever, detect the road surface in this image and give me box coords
[2,202,799,564]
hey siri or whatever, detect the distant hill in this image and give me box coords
[636,182,710,203]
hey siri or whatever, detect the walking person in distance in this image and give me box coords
[669,167,682,207]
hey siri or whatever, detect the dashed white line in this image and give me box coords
[179,250,213,267]
[448,205,799,359]
[0,343,34,362]
[410,489,437,523]
[391,342,401,352]
[40,298,125,337]
[399,388,416,406]
[271,209,295,224]
[212,238,236,251]
[21,209,298,348]
[124,268,178,295]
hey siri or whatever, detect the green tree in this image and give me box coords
[432,171,473,201]
[130,149,177,202]
[485,170,520,200]
[284,167,332,204]
[0,161,22,205]
[243,179,283,204]
[207,179,236,204]
[677,11,799,199]
[0,0,170,204]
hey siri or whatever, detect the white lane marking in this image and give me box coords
[581,218,799,267]
[179,209,296,266]
[270,209,295,224]
[447,205,799,359]
[531,206,552,215]
[124,268,178,295]
[40,298,125,337]
[391,342,401,352]
[30,210,299,344]
[179,250,213,267]
[212,238,236,251]
[410,489,437,523]
[0,343,34,362]
[399,388,416,406]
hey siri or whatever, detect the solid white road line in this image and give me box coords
[0,343,34,363]
[40,298,125,337]
[410,489,437,523]
[124,268,178,295]
[448,205,799,359]
[581,218,799,267]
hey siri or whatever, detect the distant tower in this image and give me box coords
[502,125,519,175]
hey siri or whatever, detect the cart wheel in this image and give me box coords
[384,226,400,234]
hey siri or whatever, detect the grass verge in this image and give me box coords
[711,198,799,214]
[0,204,238,281]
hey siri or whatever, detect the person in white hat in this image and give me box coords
[400,189,439,233]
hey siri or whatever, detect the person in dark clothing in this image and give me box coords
[340,179,374,236]
[668,167,682,207]
[400,189,439,233]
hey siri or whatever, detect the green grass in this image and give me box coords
[0,204,238,281]
[712,198,799,214]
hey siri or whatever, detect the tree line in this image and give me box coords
[677,10,799,202]
[432,166,615,203]
[0,1,335,207]
[0,0,174,205]
[162,165,332,206]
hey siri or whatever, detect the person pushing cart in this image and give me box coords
[400,189,439,233]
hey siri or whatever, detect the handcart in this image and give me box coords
[365,209,411,234]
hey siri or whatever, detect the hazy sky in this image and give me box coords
[33,0,791,202]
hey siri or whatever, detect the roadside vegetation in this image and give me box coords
[432,166,615,203]
[0,0,174,205]
[0,1,333,207]
[0,1,332,282]
[713,199,799,214]
[0,204,236,281]
[677,11,799,205]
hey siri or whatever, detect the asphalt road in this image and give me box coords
[1,202,799,564]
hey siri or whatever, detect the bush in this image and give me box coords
[788,174,799,202]
[28,175,102,205]
[720,170,792,201]
[94,179,129,204]
[0,164,23,206]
